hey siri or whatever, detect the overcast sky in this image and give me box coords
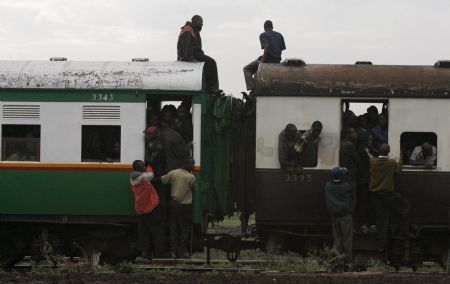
[0,0,449,96]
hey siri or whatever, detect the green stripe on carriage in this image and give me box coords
[0,90,201,102]
[0,169,135,215]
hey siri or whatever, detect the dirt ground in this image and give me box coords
[0,272,449,284]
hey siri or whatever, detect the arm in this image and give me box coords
[180,32,196,62]
[260,34,270,63]
[161,172,171,184]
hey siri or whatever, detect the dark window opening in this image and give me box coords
[1,124,40,161]
[81,125,121,162]
[400,132,437,168]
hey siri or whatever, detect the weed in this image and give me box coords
[114,261,138,274]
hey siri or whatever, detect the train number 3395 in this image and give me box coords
[285,174,312,183]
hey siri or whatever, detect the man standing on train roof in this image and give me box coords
[324,167,353,261]
[369,143,411,250]
[243,20,286,92]
[177,15,221,94]
[409,142,437,169]
[293,121,323,170]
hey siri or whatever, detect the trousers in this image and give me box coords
[194,53,219,91]
[137,211,165,257]
[332,214,353,260]
[372,191,410,249]
[169,199,193,257]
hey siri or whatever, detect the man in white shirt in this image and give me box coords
[409,142,437,169]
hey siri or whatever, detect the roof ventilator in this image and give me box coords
[283,58,306,67]
[355,61,373,65]
[434,60,450,68]
[132,58,149,62]
[50,57,67,61]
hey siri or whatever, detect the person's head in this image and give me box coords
[356,115,367,129]
[182,158,195,172]
[264,20,273,31]
[177,105,188,120]
[191,15,203,31]
[311,121,323,139]
[342,127,358,143]
[367,106,379,121]
[422,142,433,157]
[162,104,177,126]
[378,113,388,129]
[379,143,390,156]
[144,126,159,141]
[285,123,298,140]
[330,167,348,181]
[132,160,146,172]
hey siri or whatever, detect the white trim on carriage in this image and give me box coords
[0,60,204,91]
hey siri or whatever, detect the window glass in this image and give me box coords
[1,125,41,161]
[400,132,437,167]
[81,125,121,162]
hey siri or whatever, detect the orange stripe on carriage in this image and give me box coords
[0,163,132,172]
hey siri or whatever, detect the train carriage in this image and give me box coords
[253,60,450,267]
[0,59,233,265]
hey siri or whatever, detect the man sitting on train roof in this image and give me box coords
[243,20,286,92]
[293,121,323,169]
[278,123,302,173]
[408,142,437,169]
[177,15,221,94]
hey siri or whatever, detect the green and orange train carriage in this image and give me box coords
[0,59,234,265]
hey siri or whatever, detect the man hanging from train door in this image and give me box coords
[369,143,411,250]
[243,20,286,92]
[161,158,196,259]
[177,15,221,94]
[339,127,358,211]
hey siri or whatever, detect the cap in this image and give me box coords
[143,126,158,134]
[331,167,348,180]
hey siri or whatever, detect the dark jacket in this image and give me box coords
[145,138,165,177]
[324,180,353,217]
[160,127,189,172]
[278,129,299,169]
[339,139,358,183]
[177,22,203,61]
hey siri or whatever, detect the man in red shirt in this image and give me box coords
[130,160,164,260]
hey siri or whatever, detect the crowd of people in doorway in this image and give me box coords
[130,101,196,261]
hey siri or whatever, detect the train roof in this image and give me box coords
[256,61,450,98]
[0,60,204,91]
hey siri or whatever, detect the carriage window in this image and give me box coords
[1,125,40,161]
[81,125,121,162]
[401,132,437,168]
